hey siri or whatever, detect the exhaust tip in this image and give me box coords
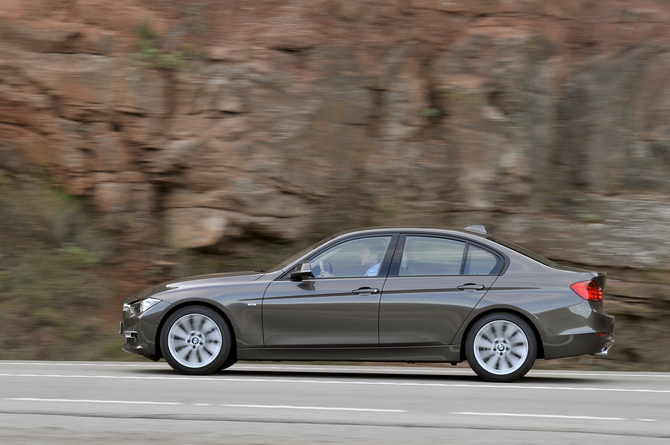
[593,341,614,358]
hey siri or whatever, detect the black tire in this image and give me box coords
[465,313,537,382]
[220,351,237,371]
[160,306,232,375]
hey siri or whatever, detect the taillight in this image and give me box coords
[571,280,603,301]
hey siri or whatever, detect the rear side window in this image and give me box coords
[464,245,502,275]
[400,237,466,276]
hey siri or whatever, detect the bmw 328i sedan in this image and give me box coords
[120,226,614,382]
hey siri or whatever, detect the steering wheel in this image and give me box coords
[317,260,334,278]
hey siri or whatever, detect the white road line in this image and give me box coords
[3,398,403,413]
[528,371,670,379]
[6,398,181,406]
[0,362,161,368]
[1,373,669,395]
[453,412,627,421]
[221,404,406,413]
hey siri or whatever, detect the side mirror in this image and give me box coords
[290,261,314,281]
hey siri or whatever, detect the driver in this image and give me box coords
[360,238,387,277]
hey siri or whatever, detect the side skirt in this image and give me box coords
[237,344,461,363]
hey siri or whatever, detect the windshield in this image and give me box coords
[266,234,338,273]
[488,236,561,268]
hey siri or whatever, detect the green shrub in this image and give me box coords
[132,19,186,70]
[0,181,123,360]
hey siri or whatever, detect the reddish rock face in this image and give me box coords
[1,0,670,275]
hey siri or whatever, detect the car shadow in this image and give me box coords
[129,366,598,385]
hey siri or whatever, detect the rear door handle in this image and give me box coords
[352,287,380,295]
[457,283,485,291]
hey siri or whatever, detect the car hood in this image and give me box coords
[127,271,264,303]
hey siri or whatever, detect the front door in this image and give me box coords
[263,235,395,347]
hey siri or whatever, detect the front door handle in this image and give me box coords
[352,287,380,295]
[457,283,485,291]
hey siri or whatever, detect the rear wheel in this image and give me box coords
[465,313,537,382]
[161,306,232,375]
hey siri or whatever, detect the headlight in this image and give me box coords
[124,298,162,317]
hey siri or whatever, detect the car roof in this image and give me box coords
[328,226,489,240]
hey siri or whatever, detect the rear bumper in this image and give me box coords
[544,330,614,360]
[543,308,615,360]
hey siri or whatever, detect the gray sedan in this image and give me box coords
[120,226,614,382]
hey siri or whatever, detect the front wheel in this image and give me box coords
[161,306,232,375]
[465,313,537,382]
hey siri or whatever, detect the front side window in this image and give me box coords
[309,236,392,278]
[399,237,466,276]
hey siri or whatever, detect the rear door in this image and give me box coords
[379,235,503,346]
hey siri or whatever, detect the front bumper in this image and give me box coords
[120,300,170,360]
[119,321,138,346]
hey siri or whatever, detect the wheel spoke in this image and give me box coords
[478,349,495,361]
[484,353,498,365]
[177,323,190,337]
[183,350,193,362]
[176,347,191,360]
[478,334,494,347]
[496,321,506,338]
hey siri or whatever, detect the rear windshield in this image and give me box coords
[488,236,560,268]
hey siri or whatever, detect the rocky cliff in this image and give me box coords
[1,0,669,367]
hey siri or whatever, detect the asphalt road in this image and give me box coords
[0,361,668,445]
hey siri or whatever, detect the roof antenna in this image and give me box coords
[464,225,487,235]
